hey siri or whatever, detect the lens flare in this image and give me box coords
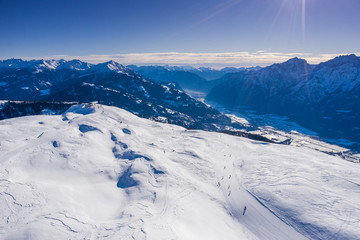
[302,0,306,41]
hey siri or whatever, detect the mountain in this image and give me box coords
[126,65,261,92]
[206,54,360,151]
[162,65,262,80]
[56,59,92,71]
[45,65,232,130]
[190,66,262,80]
[90,60,128,73]
[293,54,360,103]
[0,58,64,71]
[207,57,312,112]
[0,59,233,131]
[0,59,91,100]
[1,103,359,240]
[126,65,211,91]
[127,65,260,93]
[0,58,92,72]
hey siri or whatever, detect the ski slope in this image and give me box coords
[0,104,359,239]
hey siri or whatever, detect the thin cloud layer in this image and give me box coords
[18,52,359,68]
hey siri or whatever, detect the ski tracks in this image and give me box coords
[214,150,306,240]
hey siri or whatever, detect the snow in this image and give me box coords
[163,85,171,94]
[203,99,360,162]
[107,63,123,72]
[91,60,128,74]
[39,88,50,96]
[137,85,150,98]
[0,104,359,239]
[66,103,96,115]
[292,55,360,103]
[336,110,352,113]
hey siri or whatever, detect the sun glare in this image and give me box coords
[271,0,307,42]
[302,0,306,41]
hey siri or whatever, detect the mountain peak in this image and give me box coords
[0,58,60,71]
[105,60,118,65]
[0,58,24,68]
[57,59,92,71]
[106,60,125,71]
[91,60,126,73]
[319,54,360,68]
[283,57,308,65]
[265,57,309,74]
[333,54,359,63]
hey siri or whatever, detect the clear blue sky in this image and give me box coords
[1,0,359,66]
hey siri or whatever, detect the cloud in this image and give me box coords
[18,51,359,68]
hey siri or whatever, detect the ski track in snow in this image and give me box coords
[0,104,359,239]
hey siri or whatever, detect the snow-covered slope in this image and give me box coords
[91,60,128,74]
[1,104,359,239]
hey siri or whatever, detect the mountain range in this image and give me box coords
[127,65,261,92]
[0,59,232,131]
[1,55,359,151]
[1,56,360,239]
[207,54,360,151]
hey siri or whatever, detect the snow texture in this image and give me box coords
[0,104,359,240]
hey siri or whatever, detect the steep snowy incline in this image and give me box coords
[0,104,359,239]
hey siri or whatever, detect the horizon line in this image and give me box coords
[2,51,359,69]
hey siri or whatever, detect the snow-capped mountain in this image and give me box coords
[45,67,231,130]
[56,59,92,71]
[207,54,360,151]
[0,59,63,71]
[151,65,262,80]
[0,58,92,72]
[1,103,359,240]
[293,54,360,102]
[0,59,95,100]
[126,65,261,92]
[0,60,72,100]
[208,54,360,108]
[0,59,233,131]
[188,66,261,80]
[126,65,211,91]
[91,60,128,73]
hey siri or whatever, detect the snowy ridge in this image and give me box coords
[208,54,360,104]
[91,60,128,74]
[293,54,360,102]
[0,59,129,73]
[1,104,359,239]
[0,59,69,72]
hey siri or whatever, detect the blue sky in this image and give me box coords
[1,0,359,66]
